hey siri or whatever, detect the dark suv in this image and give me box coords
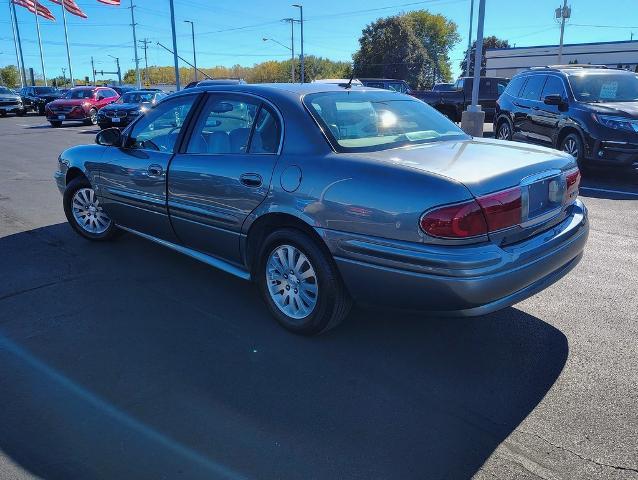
[495,66,638,173]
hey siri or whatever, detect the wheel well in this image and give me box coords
[65,167,86,186]
[556,127,584,151]
[244,213,331,274]
[495,115,510,129]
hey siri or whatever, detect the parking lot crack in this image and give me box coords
[517,429,638,475]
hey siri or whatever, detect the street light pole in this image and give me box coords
[264,35,293,82]
[557,0,570,64]
[465,0,474,77]
[169,0,180,90]
[184,20,197,82]
[292,4,304,83]
[33,1,47,86]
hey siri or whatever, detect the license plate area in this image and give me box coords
[521,171,565,226]
[57,115,65,120]
[111,117,120,123]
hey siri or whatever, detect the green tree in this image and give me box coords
[405,11,460,84]
[0,65,20,88]
[352,14,433,89]
[459,36,510,77]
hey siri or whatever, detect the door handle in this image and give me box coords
[240,173,262,188]
[147,164,163,176]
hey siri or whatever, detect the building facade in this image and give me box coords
[485,40,638,78]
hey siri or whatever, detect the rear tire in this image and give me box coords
[496,118,513,140]
[257,228,352,335]
[63,176,118,241]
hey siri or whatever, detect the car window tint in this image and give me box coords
[387,82,406,93]
[366,82,385,89]
[128,95,196,152]
[505,76,526,97]
[496,79,509,95]
[249,106,281,154]
[541,76,567,98]
[520,75,546,100]
[187,96,260,154]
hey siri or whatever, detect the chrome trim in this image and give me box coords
[117,225,251,281]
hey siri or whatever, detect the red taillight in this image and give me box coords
[420,200,488,239]
[476,187,523,232]
[565,168,580,202]
[421,187,523,239]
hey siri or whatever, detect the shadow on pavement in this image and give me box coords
[0,223,569,480]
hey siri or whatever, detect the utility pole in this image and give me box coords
[91,56,96,85]
[33,1,47,86]
[465,0,474,77]
[129,0,141,88]
[138,39,151,85]
[292,4,304,82]
[169,0,180,90]
[184,21,197,82]
[10,0,27,87]
[282,18,296,82]
[556,0,570,64]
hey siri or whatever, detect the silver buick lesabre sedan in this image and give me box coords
[54,83,589,335]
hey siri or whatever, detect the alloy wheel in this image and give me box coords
[71,187,111,234]
[266,244,319,320]
[563,138,579,157]
[497,123,511,140]
[90,110,97,124]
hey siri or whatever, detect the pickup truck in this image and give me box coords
[414,76,509,122]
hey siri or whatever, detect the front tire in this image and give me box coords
[496,118,513,140]
[84,108,98,126]
[560,133,587,172]
[63,177,117,241]
[50,121,62,128]
[257,229,352,335]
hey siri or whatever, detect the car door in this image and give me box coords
[535,75,568,144]
[515,74,547,141]
[167,92,282,264]
[97,93,199,241]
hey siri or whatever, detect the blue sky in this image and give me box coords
[2,0,638,83]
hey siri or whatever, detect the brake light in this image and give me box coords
[420,200,488,239]
[476,187,523,232]
[565,168,580,202]
[420,187,523,239]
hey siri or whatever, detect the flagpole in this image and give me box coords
[61,0,74,86]
[10,0,27,87]
[33,0,47,86]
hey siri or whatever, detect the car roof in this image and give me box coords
[183,82,394,96]
[358,78,405,82]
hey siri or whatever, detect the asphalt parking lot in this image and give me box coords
[0,114,637,480]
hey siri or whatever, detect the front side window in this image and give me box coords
[520,75,546,101]
[127,94,196,152]
[541,76,567,99]
[187,95,263,154]
[568,72,638,102]
[304,91,467,152]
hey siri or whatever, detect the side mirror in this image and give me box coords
[96,127,122,146]
[543,94,564,106]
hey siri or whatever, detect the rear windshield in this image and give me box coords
[568,72,638,103]
[64,89,95,99]
[304,91,467,152]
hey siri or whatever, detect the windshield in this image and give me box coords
[304,91,467,152]
[64,89,95,99]
[34,87,57,94]
[117,92,154,104]
[0,87,13,95]
[568,72,638,103]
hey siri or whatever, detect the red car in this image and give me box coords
[46,86,119,127]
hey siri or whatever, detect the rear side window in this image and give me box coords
[520,75,546,100]
[505,76,526,97]
[541,76,567,99]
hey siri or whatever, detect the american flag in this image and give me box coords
[97,0,120,4]
[12,0,56,21]
[48,0,87,18]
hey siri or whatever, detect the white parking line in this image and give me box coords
[581,186,638,197]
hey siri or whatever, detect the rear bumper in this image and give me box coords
[323,199,588,316]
